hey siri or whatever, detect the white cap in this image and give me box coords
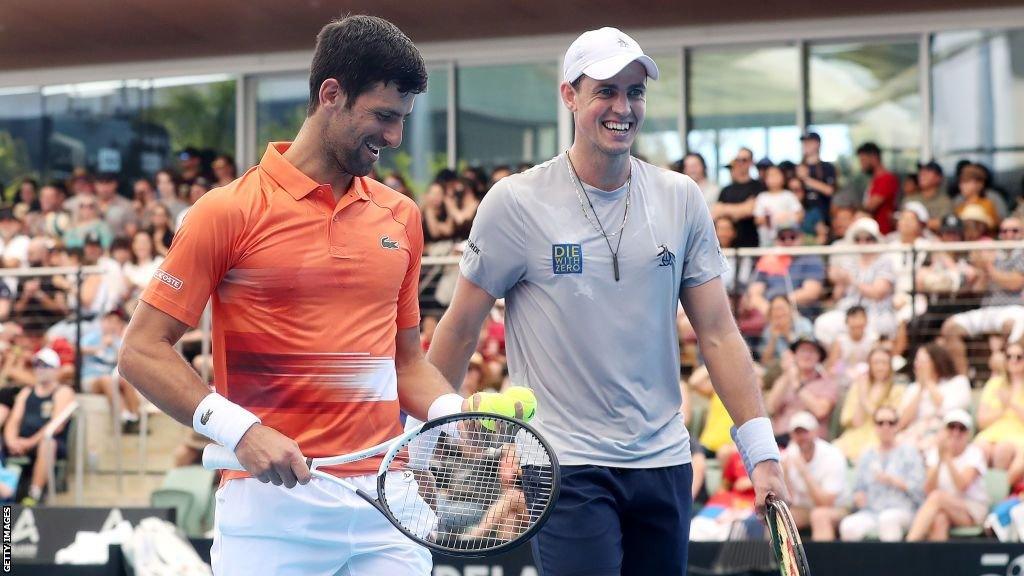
[943,408,974,432]
[901,201,929,225]
[33,347,60,369]
[788,411,819,433]
[563,27,659,84]
[844,217,883,243]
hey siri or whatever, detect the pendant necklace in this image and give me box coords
[565,151,631,282]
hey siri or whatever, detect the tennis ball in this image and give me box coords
[503,386,536,422]
[467,392,517,431]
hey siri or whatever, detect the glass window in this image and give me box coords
[255,66,449,194]
[0,87,44,193]
[635,52,682,169]
[40,75,235,185]
[932,29,1024,198]
[457,62,559,171]
[687,46,799,185]
[808,40,921,181]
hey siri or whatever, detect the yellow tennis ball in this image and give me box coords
[503,386,536,421]
[468,392,516,431]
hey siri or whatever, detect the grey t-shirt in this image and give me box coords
[460,154,729,467]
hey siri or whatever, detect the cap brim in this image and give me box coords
[582,53,659,81]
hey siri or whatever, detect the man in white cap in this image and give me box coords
[428,26,786,575]
[782,410,847,540]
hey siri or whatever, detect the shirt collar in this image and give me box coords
[259,142,369,201]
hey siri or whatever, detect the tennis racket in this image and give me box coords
[764,493,811,576]
[203,412,560,557]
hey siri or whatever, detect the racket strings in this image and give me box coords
[382,416,556,552]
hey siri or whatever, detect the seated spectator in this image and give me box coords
[834,347,905,462]
[13,178,40,222]
[212,154,238,188]
[25,182,72,241]
[0,207,29,273]
[941,217,1024,374]
[902,161,952,232]
[839,405,925,542]
[152,169,189,223]
[758,295,813,367]
[961,204,995,241]
[80,311,141,433]
[766,337,838,443]
[754,166,803,246]
[898,343,971,451]
[815,218,897,345]
[147,202,175,257]
[781,411,847,540]
[62,197,113,250]
[422,182,455,251]
[975,341,1024,469]
[2,348,74,505]
[907,410,990,541]
[743,223,825,318]
[123,230,165,311]
[14,239,68,338]
[954,163,1000,227]
[825,306,878,381]
[94,172,135,235]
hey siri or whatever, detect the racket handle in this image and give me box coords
[202,444,245,471]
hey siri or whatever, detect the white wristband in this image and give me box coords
[193,393,261,452]
[428,393,464,421]
[730,417,780,475]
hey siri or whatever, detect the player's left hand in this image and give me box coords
[751,459,789,517]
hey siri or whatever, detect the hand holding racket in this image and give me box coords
[764,493,812,576]
[204,411,559,557]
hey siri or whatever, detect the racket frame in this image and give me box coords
[765,494,812,576]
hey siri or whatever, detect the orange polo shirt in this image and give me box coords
[141,142,423,479]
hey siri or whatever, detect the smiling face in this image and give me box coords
[319,80,415,179]
[563,61,647,159]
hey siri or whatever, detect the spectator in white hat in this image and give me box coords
[781,410,847,540]
[815,217,897,345]
[2,347,75,505]
[907,409,990,541]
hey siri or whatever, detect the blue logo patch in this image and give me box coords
[552,244,583,275]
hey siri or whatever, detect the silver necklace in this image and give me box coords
[565,151,631,282]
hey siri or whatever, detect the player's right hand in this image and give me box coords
[234,424,311,488]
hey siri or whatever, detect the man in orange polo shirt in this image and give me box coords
[119,15,512,576]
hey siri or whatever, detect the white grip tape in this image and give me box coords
[202,444,245,471]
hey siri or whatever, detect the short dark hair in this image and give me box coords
[43,180,68,197]
[307,15,428,115]
[846,305,867,318]
[856,142,882,157]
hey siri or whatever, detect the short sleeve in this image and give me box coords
[459,180,527,299]
[753,196,767,218]
[786,193,803,213]
[396,203,424,330]
[139,188,248,327]
[681,179,730,289]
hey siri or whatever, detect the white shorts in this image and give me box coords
[211,473,432,576]
[949,306,1024,343]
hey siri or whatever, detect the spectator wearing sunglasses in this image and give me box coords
[713,148,764,248]
[838,405,924,542]
[907,409,989,541]
[941,217,1024,375]
[974,341,1024,470]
